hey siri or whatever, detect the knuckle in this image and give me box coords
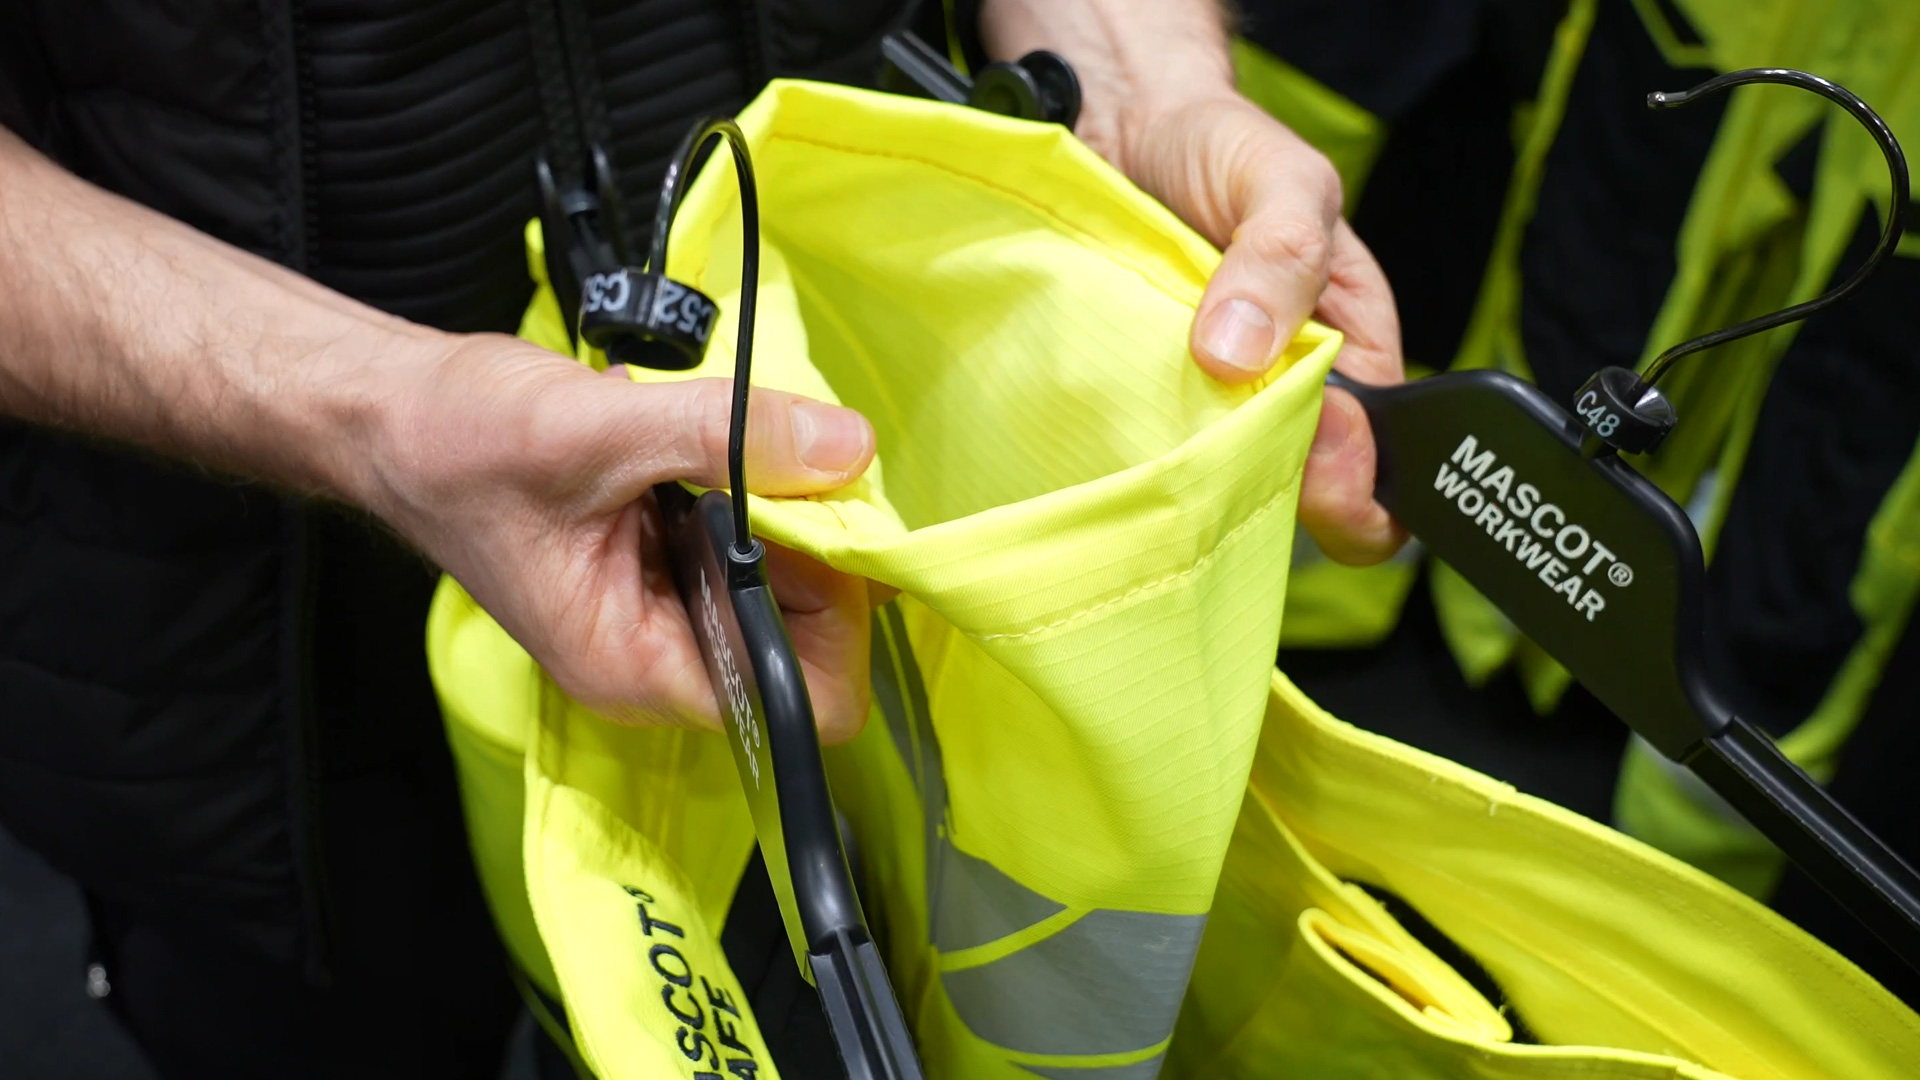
[1303,153,1343,216]
[1241,216,1333,282]
[514,388,587,476]
[678,378,736,476]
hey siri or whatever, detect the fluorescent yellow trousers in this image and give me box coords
[428,81,1920,1080]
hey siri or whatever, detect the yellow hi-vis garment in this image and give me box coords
[427,81,1920,1079]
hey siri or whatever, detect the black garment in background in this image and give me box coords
[89,704,519,1079]
[1702,216,1920,738]
[1515,0,1725,403]
[1703,214,1920,1006]
[1771,598,1920,1008]
[1239,0,1565,370]
[1282,571,1631,823]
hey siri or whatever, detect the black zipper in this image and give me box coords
[283,0,337,987]
[738,0,766,89]
[291,0,322,275]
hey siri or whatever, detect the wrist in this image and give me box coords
[290,322,452,515]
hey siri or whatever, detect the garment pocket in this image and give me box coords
[1260,907,1732,1079]
[1169,777,1738,1080]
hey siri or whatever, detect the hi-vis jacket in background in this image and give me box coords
[1237,0,1920,909]
[427,81,1920,1079]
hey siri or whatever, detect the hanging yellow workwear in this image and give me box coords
[429,80,1920,1080]
[1172,672,1920,1079]
[434,78,1336,1080]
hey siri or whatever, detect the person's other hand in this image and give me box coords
[979,0,1407,566]
[1117,94,1406,565]
[363,336,877,742]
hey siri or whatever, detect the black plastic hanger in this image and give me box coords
[578,116,924,1080]
[1332,68,1920,972]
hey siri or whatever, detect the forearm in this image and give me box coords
[0,125,441,502]
[978,0,1236,167]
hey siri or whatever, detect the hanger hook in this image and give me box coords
[1640,68,1910,388]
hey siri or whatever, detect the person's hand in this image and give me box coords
[979,0,1407,566]
[0,125,877,739]
[1115,94,1407,565]
[361,335,878,742]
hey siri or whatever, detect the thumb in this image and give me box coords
[620,375,876,497]
[1188,141,1341,384]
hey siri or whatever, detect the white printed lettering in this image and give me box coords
[1531,503,1563,538]
[1479,465,1515,502]
[1515,537,1554,571]
[1575,590,1606,621]
[1583,540,1617,576]
[1450,435,1497,480]
[1436,432,1633,625]
[1508,482,1540,519]
[1554,523,1590,560]
[1435,462,1472,500]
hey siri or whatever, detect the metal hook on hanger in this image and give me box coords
[1640,68,1911,388]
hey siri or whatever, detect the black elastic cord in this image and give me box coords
[649,119,761,556]
[1642,68,1910,388]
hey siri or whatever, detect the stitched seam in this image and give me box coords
[973,476,1299,643]
[765,130,1204,310]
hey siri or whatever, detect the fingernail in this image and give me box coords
[1197,299,1276,373]
[1310,391,1354,460]
[791,401,871,473]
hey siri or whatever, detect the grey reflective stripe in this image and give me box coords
[871,607,950,917]
[1020,1056,1165,1080]
[933,842,1065,953]
[870,612,920,776]
[940,909,1206,1056]
[870,604,1202,1074]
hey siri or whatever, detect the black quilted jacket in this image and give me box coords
[0,0,910,979]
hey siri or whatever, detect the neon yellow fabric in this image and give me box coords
[1171,670,1920,1079]
[432,78,1337,1078]
[430,77,1920,1080]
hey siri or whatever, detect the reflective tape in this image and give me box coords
[933,843,1066,954]
[869,605,1204,1072]
[941,909,1205,1056]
